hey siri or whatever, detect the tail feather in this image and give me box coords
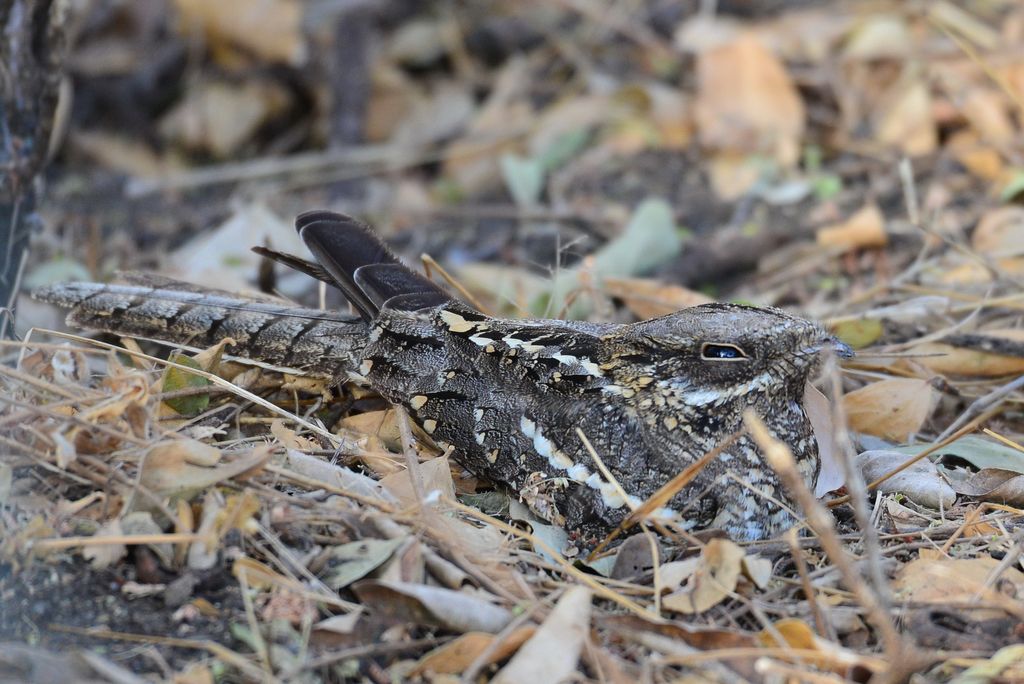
[32,282,365,378]
[296,212,448,320]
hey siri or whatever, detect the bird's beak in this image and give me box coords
[826,336,854,359]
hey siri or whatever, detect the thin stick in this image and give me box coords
[743,410,930,678]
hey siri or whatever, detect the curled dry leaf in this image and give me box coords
[380,455,456,507]
[856,449,956,509]
[82,518,126,570]
[806,384,844,496]
[492,586,591,684]
[695,32,805,166]
[873,78,937,156]
[602,276,713,320]
[757,618,886,677]
[944,468,1024,507]
[411,626,535,677]
[321,537,405,590]
[843,378,937,442]
[816,203,887,251]
[171,0,306,66]
[352,580,513,634]
[894,557,1024,621]
[662,538,745,614]
[140,441,270,500]
[915,330,1024,377]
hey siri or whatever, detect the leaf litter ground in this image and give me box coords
[4,1,1024,682]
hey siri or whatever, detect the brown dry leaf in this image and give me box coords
[707,152,763,200]
[270,419,318,452]
[411,626,535,676]
[842,15,912,60]
[339,409,404,452]
[82,518,126,570]
[757,618,886,677]
[806,384,844,496]
[444,57,533,195]
[70,130,183,178]
[140,441,270,500]
[960,87,1016,145]
[159,78,291,158]
[856,450,956,509]
[947,130,1006,182]
[695,32,805,166]
[492,586,591,684]
[971,207,1024,276]
[172,0,305,65]
[817,203,887,251]
[915,330,1024,377]
[663,538,745,614]
[893,557,1024,620]
[352,580,513,633]
[873,77,937,156]
[602,276,713,319]
[380,455,457,507]
[843,378,937,442]
[946,468,1024,507]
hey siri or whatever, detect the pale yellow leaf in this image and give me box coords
[817,203,887,251]
[695,32,805,166]
[843,378,937,442]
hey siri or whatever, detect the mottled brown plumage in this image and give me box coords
[34,211,849,546]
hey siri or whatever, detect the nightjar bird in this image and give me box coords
[34,211,851,547]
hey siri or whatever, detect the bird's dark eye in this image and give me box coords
[701,343,747,360]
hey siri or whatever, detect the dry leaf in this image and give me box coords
[894,557,1024,620]
[948,130,1006,182]
[843,15,912,60]
[817,203,887,251]
[602,276,713,319]
[444,57,533,195]
[873,78,937,156]
[339,409,404,451]
[411,627,535,676]
[82,518,126,570]
[140,441,270,500]
[159,78,290,158]
[172,0,306,65]
[695,32,805,166]
[945,468,1024,507]
[915,330,1024,377]
[352,580,513,633]
[270,419,318,452]
[843,378,937,442]
[856,450,956,509]
[380,455,457,507]
[806,384,844,496]
[757,618,886,677]
[663,538,745,614]
[492,586,591,684]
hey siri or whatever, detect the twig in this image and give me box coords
[743,411,933,681]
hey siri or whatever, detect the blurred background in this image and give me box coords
[9,0,1024,336]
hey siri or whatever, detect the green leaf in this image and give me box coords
[592,198,683,277]
[538,128,590,173]
[161,353,211,415]
[999,168,1024,201]
[813,173,842,201]
[500,154,545,207]
[538,198,683,317]
[894,435,1024,474]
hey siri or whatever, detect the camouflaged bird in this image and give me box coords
[34,211,851,547]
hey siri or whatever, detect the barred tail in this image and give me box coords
[32,282,367,378]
